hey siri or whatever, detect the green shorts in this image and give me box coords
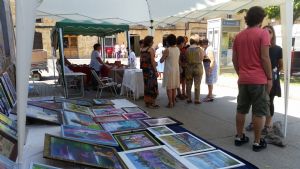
[237,84,270,117]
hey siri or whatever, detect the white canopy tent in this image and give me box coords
[15,0,293,168]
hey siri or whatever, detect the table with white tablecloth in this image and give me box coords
[120,69,144,100]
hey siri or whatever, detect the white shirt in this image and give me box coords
[89,50,102,71]
[128,51,136,68]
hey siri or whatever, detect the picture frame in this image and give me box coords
[122,107,146,114]
[93,99,114,105]
[0,154,16,169]
[63,110,103,130]
[147,125,175,136]
[0,130,17,161]
[141,117,182,127]
[27,101,62,111]
[27,105,62,124]
[101,119,146,133]
[114,131,160,150]
[2,72,16,102]
[93,114,127,123]
[92,105,114,109]
[28,96,55,102]
[29,162,62,169]
[61,125,118,146]
[92,108,126,116]
[55,97,93,107]
[0,113,17,131]
[0,83,11,113]
[118,145,195,169]
[0,122,17,139]
[122,112,150,120]
[43,134,127,169]
[183,150,245,169]
[62,102,93,116]
[0,77,15,108]
[158,132,215,155]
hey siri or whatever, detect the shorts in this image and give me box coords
[237,84,270,117]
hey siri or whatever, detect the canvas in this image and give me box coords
[55,97,93,107]
[0,113,17,131]
[63,110,103,130]
[92,105,114,109]
[28,96,55,102]
[0,122,17,139]
[28,101,62,110]
[118,145,195,169]
[101,119,146,133]
[158,132,215,155]
[61,125,118,146]
[0,83,11,113]
[122,112,150,120]
[93,99,114,105]
[0,77,15,107]
[122,107,146,114]
[0,154,16,169]
[142,117,181,127]
[0,130,17,161]
[43,134,127,169]
[93,114,127,123]
[147,126,175,136]
[114,131,160,150]
[63,102,93,116]
[29,162,62,169]
[2,72,16,101]
[27,105,62,124]
[93,108,126,116]
[183,150,245,169]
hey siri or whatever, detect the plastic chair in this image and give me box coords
[91,70,118,98]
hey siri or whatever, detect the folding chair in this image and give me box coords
[91,70,118,98]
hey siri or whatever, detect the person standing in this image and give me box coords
[155,43,165,80]
[232,6,272,152]
[176,36,188,100]
[90,43,104,89]
[140,36,159,109]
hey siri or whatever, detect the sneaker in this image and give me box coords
[245,123,253,131]
[253,138,267,152]
[234,134,249,146]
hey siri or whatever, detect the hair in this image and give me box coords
[189,34,200,45]
[166,34,177,46]
[202,39,209,45]
[139,39,144,45]
[244,6,266,27]
[93,43,101,50]
[176,36,185,45]
[263,25,276,46]
[143,36,154,47]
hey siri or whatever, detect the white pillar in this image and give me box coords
[16,0,40,168]
[280,0,293,137]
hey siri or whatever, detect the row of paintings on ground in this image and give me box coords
[0,71,17,116]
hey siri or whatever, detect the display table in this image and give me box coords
[64,72,86,98]
[109,67,125,84]
[120,69,144,100]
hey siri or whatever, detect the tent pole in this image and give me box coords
[58,28,67,98]
[51,47,57,87]
[101,37,105,62]
[280,0,293,137]
[126,31,131,65]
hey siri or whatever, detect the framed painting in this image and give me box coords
[61,125,118,146]
[0,83,11,113]
[0,154,16,169]
[183,150,245,169]
[29,162,62,169]
[63,110,103,130]
[122,112,150,120]
[114,131,160,150]
[0,113,17,131]
[93,114,127,123]
[158,132,215,155]
[101,119,146,133]
[27,101,62,111]
[92,108,126,116]
[147,125,175,136]
[93,99,114,105]
[122,107,146,114]
[0,77,15,107]
[2,72,16,101]
[62,102,93,116]
[92,105,114,109]
[55,97,93,107]
[28,96,55,102]
[0,130,17,161]
[43,134,127,169]
[118,145,195,169]
[141,117,182,127]
[0,122,17,139]
[27,105,62,124]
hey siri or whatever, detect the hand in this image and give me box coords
[155,72,159,77]
[267,79,273,94]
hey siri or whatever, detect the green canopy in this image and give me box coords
[55,19,129,37]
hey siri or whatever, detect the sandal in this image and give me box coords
[147,104,160,109]
[186,100,192,104]
[194,101,201,104]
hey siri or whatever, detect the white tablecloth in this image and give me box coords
[120,69,144,100]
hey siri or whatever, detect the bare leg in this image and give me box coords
[182,80,186,96]
[167,89,173,107]
[208,84,213,98]
[265,116,272,127]
[253,115,265,143]
[172,89,176,105]
[236,112,246,138]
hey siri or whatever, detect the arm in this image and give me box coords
[96,56,104,65]
[160,49,169,63]
[261,45,273,93]
[278,59,283,72]
[199,48,205,61]
[232,49,239,75]
[207,49,215,69]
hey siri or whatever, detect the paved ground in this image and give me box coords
[29,59,300,169]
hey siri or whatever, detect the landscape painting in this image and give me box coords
[27,105,62,124]
[63,111,102,130]
[147,126,175,136]
[93,99,114,105]
[93,108,126,116]
[63,102,93,116]
[123,112,150,120]
[142,117,180,127]
[101,119,146,133]
[122,107,146,114]
[93,114,127,123]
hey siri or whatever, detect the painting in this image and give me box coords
[0,77,15,107]
[114,131,160,150]
[0,99,9,116]
[0,154,16,169]
[0,130,17,161]
[29,162,62,169]
[183,150,245,169]
[27,101,62,111]
[122,107,146,114]
[62,102,93,116]
[61,125,118,146]
[142,117,181,127]
[63,110,103,130]
[0,82,11,113]
[118,145,195,169]
[158,132,215,155]
[43,134,127,169]
[93,115,127,123]
[101,119,146,133]
[27,105,62,124]
[0,113,17,131]
[123,112,150,120]
[2,72,16,101]
[28,96,55,102]
[92,105,114,109]
[55,97,93,107]
[147,126,175,136]
[93,108,126,116]
[93,99,114,105]
[0,122,17,139]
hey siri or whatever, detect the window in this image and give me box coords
[33,32,43,49]
[63,36,78,48]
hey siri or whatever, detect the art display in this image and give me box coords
[29,162,62,169]
[147,126,175,136]
[183,150,245,169]
[63,110,102,130]
[0,130,17,161]
[0,82,11,113]
[122,107,146,114]
[93,108,126,116]
[27,101,62,111]
[101,119,146,133]
[0,99,9,116]
[123,112,150,120]
[93,99,114,105]
[55,97,93,107]
[118,145,195,169]
[114,131,160,150]
[93,114,127,123]
[92,105,114,109]
[27,105,62,124]
[0,154,16,169]
[0,122,17,139]
[0,113,17,131]
[28,96,55,102]
[62,102,93,116]
[2,72,16,101]
[43,134,127,169]
[61,125,118,146]
[158,132,215,155]
[0,77,15,107]
[142,117,181,127]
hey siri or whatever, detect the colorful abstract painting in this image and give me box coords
[0,77,14,107]
[123,112,150,120]
[122,107,146,114]
[93,108,126,116]
[2,72,16,102]
[29,162,62,169]
[0,113,16,131]
[93,99,114,105]
[101,119,145,133]
[142,117,180,127]
[63,111,102,130]
[93,115,127,123]
[63,102,93,116]
[147,126,175,136]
